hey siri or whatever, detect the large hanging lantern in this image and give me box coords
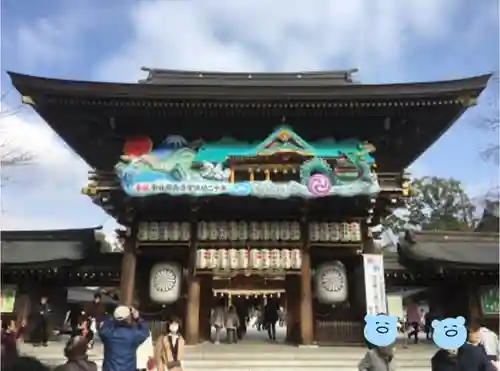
[170,223,181,241]
[218,222,229,241]
[262,222,271,241]
[229,222,238,241]
[350,222,361,242]
[329,222,340,242]
[149,262,182,303]
[340,222,350,242]
[249,222,260,241]
[315,261,348,304]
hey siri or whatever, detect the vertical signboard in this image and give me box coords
[363,254,387,315]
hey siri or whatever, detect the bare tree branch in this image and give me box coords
[476,72,499,164]
[0,96,35,188]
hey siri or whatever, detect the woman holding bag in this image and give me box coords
[155,318,185,371]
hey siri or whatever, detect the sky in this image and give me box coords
[1,0,499,232]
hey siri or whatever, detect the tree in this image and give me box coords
[382,176,477,233]
[0,88,33,188]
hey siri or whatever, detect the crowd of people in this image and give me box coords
[1,294,499,371]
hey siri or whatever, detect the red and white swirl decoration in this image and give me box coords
[308,174,332,196]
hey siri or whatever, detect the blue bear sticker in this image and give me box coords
[431,316,467,350]
[363,313,398,347]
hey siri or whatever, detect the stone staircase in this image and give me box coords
[23,342,436,370]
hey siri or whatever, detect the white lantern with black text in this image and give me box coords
[208,249,218,269]
[280,222,290,241]
[239,249,249,269]
[309,223,320,241]
[218,249,229,270]
[270,249,281,269]
[290,222,301,241]
[249,222,261,240]
[229,222,238,241]
[350,222,361,242]
[291,249,302,269]
[170,223,181,241]
[196,249,208,269]
[180,222,190,241]
[340,223,350,242]
[281,249,291,269]
[150,262,182,303]
[197,222,209,241]
[229,249,239,269]
[148,222,159,241]
[218,222,229,240]
[238,221,248,240]
[208,222,218,241]
[138,222,149,241]
[261,249,270,269]
[250,249,262,269]
[262,222,271,241]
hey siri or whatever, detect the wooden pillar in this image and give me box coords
[285,275,299,343]
[185,214,201,345]
[300,217,314,345]
[120,231,137,306]
[185,277,201,344]
[199,276,213,342]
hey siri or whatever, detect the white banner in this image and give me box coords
[363,254,387,315]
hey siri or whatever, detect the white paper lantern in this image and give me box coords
[261,249,270,269]
[279,222,290,241]
[329,223,340,242]
[291,249,302,269]
[229,222,238,241]
[281,249,291,269]
[350,222,361,242]
[250,249,263,269]
[197,222,209,241]
[239,249,249,269]
[270,249,281,269]
[249,222,261,240]
[196,249,208,269]
[208,249,218,269]
[208,222,218,240]
[290,222,301,241]
[309,223,320,242]
[262,222,271,241]
[315,261,348,304]
[171,223,181,241]
[180,222,190,241]
[218,249,229,270]
[340,222,350,242]
[238,221,248,240]
[149,222,159,241]
[218,222,229,240]
[229,249,239,269]
[138,222,149,241]
[149,262,182,303]
[270,223,280,241]
[158,222,168,241]
[319,223,329,241]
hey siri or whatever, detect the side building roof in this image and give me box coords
[398,230,499,270]
[1,227,102,265]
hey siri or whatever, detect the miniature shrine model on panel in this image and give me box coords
[7,68,491,344]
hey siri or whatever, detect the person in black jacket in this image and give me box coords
[458,325,498,371]
[31,296,52,347]
[431,348,459,371]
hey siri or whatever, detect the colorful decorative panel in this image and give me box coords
[479,286,499,315]
[115,126,380,198]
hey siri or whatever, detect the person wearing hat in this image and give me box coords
[99,305,150,371]
[53,335,98,371]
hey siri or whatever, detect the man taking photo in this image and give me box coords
[99,306,149,371]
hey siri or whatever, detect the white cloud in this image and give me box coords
[94,0,461,82]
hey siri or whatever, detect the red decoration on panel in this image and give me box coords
[123,137,153,156]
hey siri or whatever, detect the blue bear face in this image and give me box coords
[431,316,467,350]
[363,314,398,347]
